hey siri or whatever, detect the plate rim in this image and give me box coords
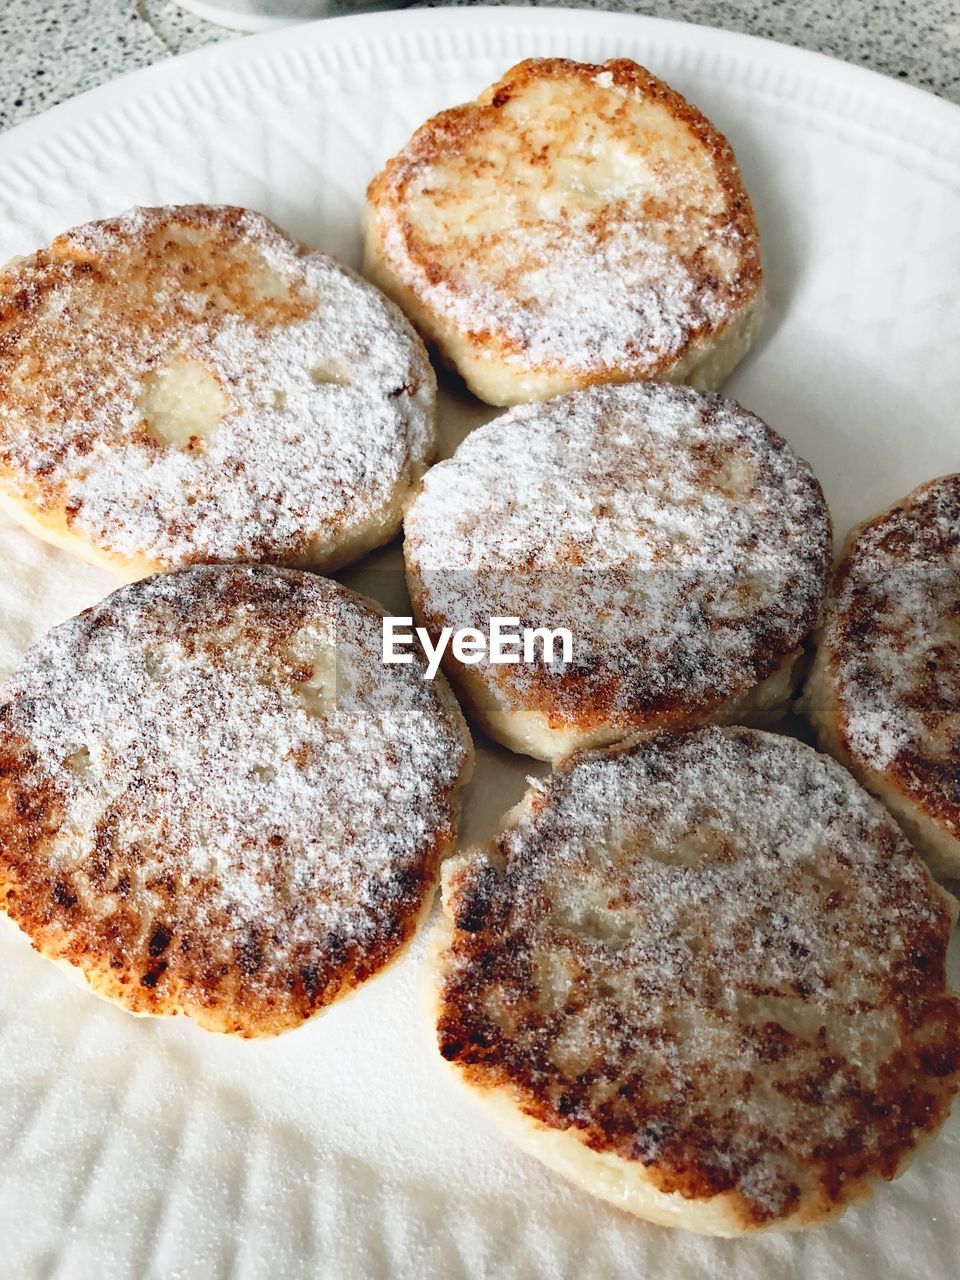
[0,4,958,170]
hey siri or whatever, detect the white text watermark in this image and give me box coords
[382,616,574,680]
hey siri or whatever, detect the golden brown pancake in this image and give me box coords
[0,564,472,1037]
[365,57,763,406]
[429,726,960,1234]
[404,382,831,761]
[804,474,960,880]
[0,204,436,580]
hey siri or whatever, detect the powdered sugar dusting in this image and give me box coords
[384,215,746,373]
[0,565,470,1031]
[438,727,959,1225]
[370,57,761,380]
[0,205,435,569]
[405,383,831,727]
[818,473,960,801]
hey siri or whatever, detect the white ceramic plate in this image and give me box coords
[1,8,959,1277]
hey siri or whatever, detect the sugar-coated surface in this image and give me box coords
[437,727,960,1227]
[809,475,960,868]
[0,565,469,1033]
[369,56,761,386]
[821,475,960,772]
[0,205,434,569]
[380,200,748,374]
[406,383,830,729]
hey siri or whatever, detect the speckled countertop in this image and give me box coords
[0,0,957,134]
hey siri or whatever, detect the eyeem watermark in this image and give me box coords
[383,616,574,680]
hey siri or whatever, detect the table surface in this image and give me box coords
[0,0,957,136]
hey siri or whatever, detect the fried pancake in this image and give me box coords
[0,564,472,1037]
[429,726,960,1235]
[404,382,830,761]
[364,57,763,407]
[804,475,960,881]
[0,205,436,580]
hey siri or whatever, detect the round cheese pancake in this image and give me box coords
[0,205,436,580]
[430,726,960,1235]
[404,382,831,761]
[0,564,472,1037]
[364,57,763,407]
[804,474,960,881]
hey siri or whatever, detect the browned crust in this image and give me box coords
[434,727,960,1229]
[0,204,435,573]
[0,565,471,1037]
[403,387,831,740]
[0,204,315,475]
[816,475,960,842]
[0,205,307,548]
[0,801,455,1039]
[0,204,308,559]
[366,57,763,382]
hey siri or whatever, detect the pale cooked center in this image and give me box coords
[287,625,348,716]
[409,80,721,245]
[138,356,228,448]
